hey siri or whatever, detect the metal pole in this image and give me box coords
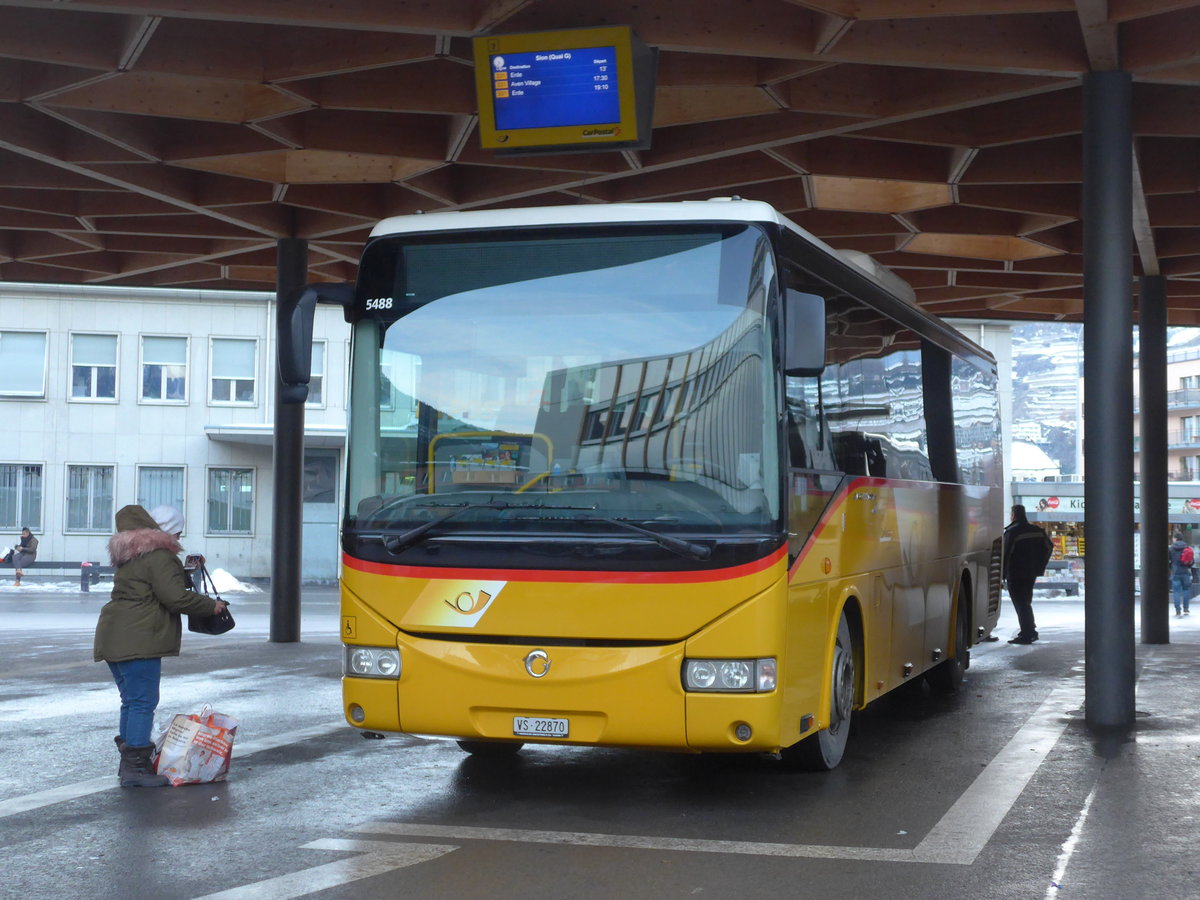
[1082,71,1135,728]
[1139,275,1169,644]
[271,238,308,643]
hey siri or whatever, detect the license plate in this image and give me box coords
[513,715,568,738]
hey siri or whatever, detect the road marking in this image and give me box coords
[1045,783,1097,898]
[912,680,1083,864]
[192,839,457,900]
[0,775,119,820]
[356,679,1085,866]
[0,721,346,819]
[356,821,923,862]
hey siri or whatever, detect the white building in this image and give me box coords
[1011,440,1061,481]
[0,282,350,581]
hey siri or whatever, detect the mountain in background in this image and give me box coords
[1009,323,1200,476]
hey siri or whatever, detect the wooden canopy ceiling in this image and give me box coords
[1,0,1198,322]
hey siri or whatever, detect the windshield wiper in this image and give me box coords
[373,502,710,561]
[377,501,599,554]
[381,501,512,554]
[579,515,712,561]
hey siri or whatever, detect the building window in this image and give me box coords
[66,464,115,532]
[141,335,188,402]
[306,341,326,407]
[207,468,253,534]
[0,464,42,530]
[0,331,48,399]
[71,333,118,401]
[210,338,257,405]
[1185,416,1200,442]
[137,466,185,523]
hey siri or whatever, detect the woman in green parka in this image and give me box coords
[94,504,226,787]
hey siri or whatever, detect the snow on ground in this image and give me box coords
[0,568,264,594]
[207,568,263,593]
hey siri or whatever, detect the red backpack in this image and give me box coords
[1181,546,1194,567]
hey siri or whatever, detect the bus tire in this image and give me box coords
[928,587,969,694]
[456,740,524,756]
[783,610,855,771]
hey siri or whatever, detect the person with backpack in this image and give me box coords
[1002,504,1054,644]
[1168,532,1194,617]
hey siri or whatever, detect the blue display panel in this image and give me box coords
[489,46,620,131]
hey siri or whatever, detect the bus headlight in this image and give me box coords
[683,658,776,693]
[344,645,402,679]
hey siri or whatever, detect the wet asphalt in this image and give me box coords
[1,582,1197,900]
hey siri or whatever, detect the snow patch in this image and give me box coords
[207,568,263,594]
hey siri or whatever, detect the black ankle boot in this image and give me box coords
[118,744,169,788]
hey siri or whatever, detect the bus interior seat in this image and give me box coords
[831,431,887,477]
[786,409,808,468]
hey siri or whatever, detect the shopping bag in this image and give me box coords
[153,704,239,786]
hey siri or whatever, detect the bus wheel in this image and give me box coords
[928,592,969,694]
[783,611,855,771]
[456,740,524,756]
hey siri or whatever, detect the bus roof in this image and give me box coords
[372,198,790,236]
[367,199,993,366]
[371,198,919,303]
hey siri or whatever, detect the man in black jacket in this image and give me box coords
[1002,504,1055,644]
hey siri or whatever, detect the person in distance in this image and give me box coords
[1002,504,1054,645]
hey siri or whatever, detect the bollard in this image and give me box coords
[81,561,91,592]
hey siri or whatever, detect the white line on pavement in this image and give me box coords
[1045,784,1097,899]
[354,678,1086,867]
[354,821,922,862]
[192,839,457,900]
[913,679,1085,864]
[0,721,346,819]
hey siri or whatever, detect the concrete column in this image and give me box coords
[1139,275,1169,644]
[270,238,308,643]
[1082,71,1135,728]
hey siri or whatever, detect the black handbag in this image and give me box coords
[187,563,235,635]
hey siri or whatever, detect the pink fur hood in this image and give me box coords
[108,528,182,567]
[107,504,182,566]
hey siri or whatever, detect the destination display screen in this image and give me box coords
[489,46,619,131]
[473,26,654,152]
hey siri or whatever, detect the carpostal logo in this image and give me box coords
[582,126,621,138]
[403,580,507,628]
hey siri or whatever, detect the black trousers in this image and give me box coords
[1007,579,1038,638]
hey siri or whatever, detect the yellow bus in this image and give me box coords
[333,200,1002,769]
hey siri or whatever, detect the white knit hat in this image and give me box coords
[149,505,185,535]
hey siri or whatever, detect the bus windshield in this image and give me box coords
[345,224,780,542]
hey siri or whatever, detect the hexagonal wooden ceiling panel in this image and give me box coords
[0,0,1198,322]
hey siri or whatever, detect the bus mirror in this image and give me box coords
[784,290,826,376]
[278,282,354,404]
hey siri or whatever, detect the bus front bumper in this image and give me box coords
[342,634,786,752]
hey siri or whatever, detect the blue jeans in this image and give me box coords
[1171,571,1192,614]
[107,658,162,747]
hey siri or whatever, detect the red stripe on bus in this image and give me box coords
[342,546,787,584]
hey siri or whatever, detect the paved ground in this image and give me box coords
[1,582,1197,899]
